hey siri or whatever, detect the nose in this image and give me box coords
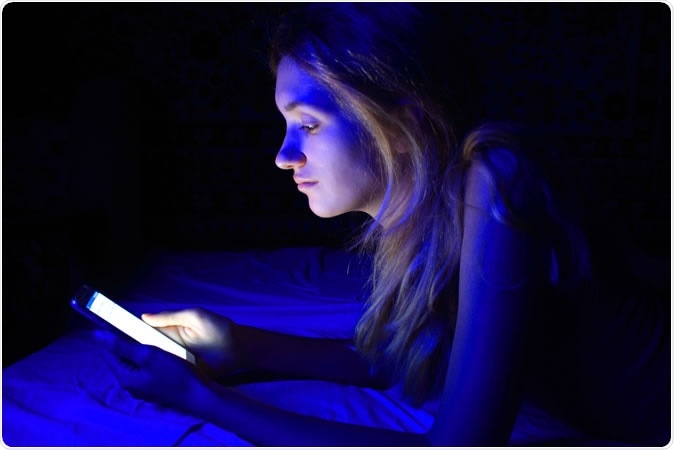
[275,135,306,170]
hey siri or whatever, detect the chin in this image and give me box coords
[308,201,347,219]
[309,208,342,219]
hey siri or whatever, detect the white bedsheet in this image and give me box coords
[2,246,587,446]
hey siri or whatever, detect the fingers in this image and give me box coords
[152,325,185,345]
[141,309,200,328]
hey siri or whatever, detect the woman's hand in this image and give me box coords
[141,308,241,377]
[95,330,214,414]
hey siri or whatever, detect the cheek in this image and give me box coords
[344,143,379,190]
[332,120,374,172]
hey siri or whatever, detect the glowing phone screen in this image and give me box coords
[87,292,192,362]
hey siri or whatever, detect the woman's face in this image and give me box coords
[274,56,384,218]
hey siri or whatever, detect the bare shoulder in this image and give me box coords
[465,147,543,224]
[462,148,549,289]
[464,157,496,212]
[428,156,546,445]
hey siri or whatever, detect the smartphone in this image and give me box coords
[70,284,196,364]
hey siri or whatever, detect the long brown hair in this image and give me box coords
[269,3,589,404]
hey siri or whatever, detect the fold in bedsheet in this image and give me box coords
[2,332,585,446]
[2,247,591,446]
[2,330,253,446]
[1,330,434,446]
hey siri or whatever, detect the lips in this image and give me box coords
[296,181,317,190]
[294,177,318,191]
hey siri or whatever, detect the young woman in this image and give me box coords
[96,4,668,446]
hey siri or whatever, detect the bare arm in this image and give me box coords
[232,325,389,388]
[223,163,544,446]
[104,161,546,446]
[427,161,545,445]
[98,330,428,445]
[196,380,428,446]
[142,308,388,388]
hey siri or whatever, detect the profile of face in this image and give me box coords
[274,56,384,219]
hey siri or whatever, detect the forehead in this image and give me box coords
[274,56,340,114]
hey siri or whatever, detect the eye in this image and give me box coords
[300,123,320,133]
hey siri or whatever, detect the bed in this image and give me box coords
[1,246,612,445]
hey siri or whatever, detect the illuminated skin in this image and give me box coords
[97,159,542,446]
[96,45,543,450]
[274,57,384,219]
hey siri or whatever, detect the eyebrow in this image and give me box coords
[282,100,310,112]
[280,94,337,115]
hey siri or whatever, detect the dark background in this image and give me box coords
[2,3,670,367]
